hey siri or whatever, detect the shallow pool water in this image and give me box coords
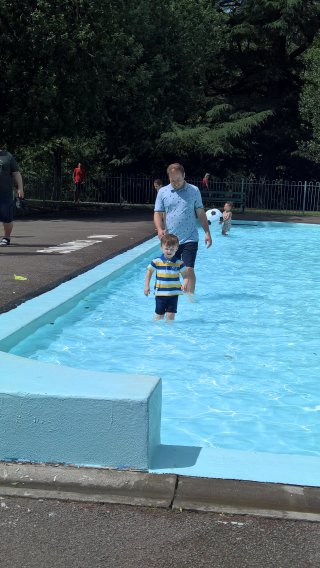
[11,222,320,456]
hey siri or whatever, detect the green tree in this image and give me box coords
[299,36,320,165]
[0,0,177,174]
[0,0,109,180]
[158,0,320,177]
[1,0,320,179]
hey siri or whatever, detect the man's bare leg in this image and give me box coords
[185,267,196,292]
[3,222,13,239]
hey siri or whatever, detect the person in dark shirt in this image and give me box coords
[0,147,24,246]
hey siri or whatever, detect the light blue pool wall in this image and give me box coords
[0,352,161,470]
[1,224,320,486]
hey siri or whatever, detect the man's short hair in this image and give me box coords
[167,163,185,176]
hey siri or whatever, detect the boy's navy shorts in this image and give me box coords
[155,295,179,315]
[0,192,14,223]
[176,241,198,268]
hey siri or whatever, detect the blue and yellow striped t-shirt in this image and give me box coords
[147,254,187,296]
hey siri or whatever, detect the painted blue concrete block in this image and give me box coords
[0,352,161,470]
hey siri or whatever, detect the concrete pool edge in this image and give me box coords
[0,462,319,521]
[0,352,161,471]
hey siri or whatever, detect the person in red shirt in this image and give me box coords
[73,162,86,202]
[201,172,210,190]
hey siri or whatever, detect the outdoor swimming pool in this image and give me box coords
[10,221,320,457]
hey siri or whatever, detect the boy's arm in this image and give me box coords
[180,267,189,292]
[144,269,153,295]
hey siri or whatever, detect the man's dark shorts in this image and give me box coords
[0,192,14,223]
[155,295,179,315]
[176,241,198,268]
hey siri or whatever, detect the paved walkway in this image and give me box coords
[0,209,155,314]
[0,495,319,568]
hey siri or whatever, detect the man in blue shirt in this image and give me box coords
[154,163,212,296]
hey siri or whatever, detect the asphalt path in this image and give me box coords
[0,209,155,314]
[0,496,319,568]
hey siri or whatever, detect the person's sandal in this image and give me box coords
[0,238,10,246]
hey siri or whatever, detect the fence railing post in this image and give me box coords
[26,174,320,214]
[241,178,245,213]
[302,181,307,215]
[119,173,123,206]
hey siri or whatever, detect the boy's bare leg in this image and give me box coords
[166,313,175,321]
[154,314,164,321]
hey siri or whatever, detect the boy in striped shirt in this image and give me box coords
[144,234,188,321]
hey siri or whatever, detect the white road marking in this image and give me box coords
[87,234,117,239]
[37,234,118,254]
[37,240,102,254]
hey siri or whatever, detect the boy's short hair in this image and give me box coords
[153,178,163,185]
[161,233,179,248]
[226,201,233,208]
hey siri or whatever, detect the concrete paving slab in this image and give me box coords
[173,476,320,522]
[1,462,320,522]
[0,462,177,508]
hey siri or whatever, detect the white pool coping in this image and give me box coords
[0,226,319,486]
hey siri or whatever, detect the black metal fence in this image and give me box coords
[24,175,320,214]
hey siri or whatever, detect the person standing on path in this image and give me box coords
[0,147,24,247]
[73,162,86,203]
[201,172,210,191]
[154,163,212,297]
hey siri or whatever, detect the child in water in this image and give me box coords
[220,201,233,235]
[144,234,188,321]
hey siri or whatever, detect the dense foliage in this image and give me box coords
[299,36,320,165]
[0,0,320,179]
